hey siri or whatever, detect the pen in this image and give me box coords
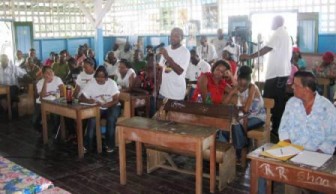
[280,148,283,155]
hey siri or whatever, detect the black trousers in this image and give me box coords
[263,76,288,136]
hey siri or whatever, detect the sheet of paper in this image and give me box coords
[265,145,302,157]
[290,150,332,167]
[79,102,96,106]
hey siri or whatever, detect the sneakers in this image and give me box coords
[105,146,114,153]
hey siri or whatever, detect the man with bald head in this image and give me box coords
[240,15,292,136]
[159,27,190,100]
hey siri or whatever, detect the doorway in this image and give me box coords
[0,21,14,63]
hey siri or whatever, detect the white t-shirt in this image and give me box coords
[36,76,63,104]
[105,61,119,76]
[224,44,240,62]
[264,26,292,80]
[159,45,190,100]
[116,68,136,88]
[196,44,218,63]
[119,50,134,63]
[81,78,120,105]
[186,60,211,88]
[212,38,227,59]
[75,71,94,97]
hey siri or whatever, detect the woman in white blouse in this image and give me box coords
[79,66,120,153]
[116,59,136,92]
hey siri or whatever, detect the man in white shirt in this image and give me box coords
[196,35,217,64]
[225,36,240,63]
[240,15,292,135]
[159,27,190,100]
[212,29,227,60]
[119,42,134,63]
[14,50,25,67]
[104,51,119,79]
[0,54,26,119]
[186,49,211,99]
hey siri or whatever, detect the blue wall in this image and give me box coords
[33,33,336,62]
[318,34,336,54]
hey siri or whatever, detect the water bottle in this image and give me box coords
[205,92,212,104]
[197,94,202,103]
[66,85,73,104]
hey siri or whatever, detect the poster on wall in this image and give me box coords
[185,20,200,48]
[202,3,218,30]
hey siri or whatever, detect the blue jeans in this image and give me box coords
[85,105,121,150]
[217,117,264,159]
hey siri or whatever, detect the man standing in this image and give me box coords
[240,15,292,136]
[186,50,211,99]
[212,29,227,60]
[14,50,25,67]
[159,27,190,100]
[196,35,217,64]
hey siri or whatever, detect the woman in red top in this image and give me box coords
[192,60,233,104]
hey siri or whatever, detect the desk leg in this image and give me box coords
[6,87,11,120]
[195,140,203,194]
[76,111,84,159]
[41,103,48,144]
[250,160,258,194]
[60,116,66,141]
[209,134,216,193]
[119,127,127,185]
[266,180,272,194]
[136,141,143,175]
[95,109,102,153]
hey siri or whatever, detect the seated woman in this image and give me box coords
[191,60,233,104]
[292,47,306,70]
[116,59,136,92]
[32,66,64,132]
[132,53,161,117]
[73,58,95,98]
[79,66,120,153]
[224,65,265,163]
[65,57,82,86]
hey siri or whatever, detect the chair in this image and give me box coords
[255,81,265,95]
[316,77,331,98]
[247,98,275,148]
[18,84,35,116]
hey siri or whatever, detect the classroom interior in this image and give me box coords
[0,0,336,194]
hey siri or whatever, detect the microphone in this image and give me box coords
[153,43,165,50]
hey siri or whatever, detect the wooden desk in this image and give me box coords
[41,99,102,158]
[117,117,218,194]
[248,143,336,194]
[120,92,150,117]
[0,85,11,120]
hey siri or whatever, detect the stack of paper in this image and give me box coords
[265,146,302,158]
[290,150,332,167]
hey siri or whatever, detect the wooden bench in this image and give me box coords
[147,100,238,191]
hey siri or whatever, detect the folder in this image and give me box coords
[260,141,304,161]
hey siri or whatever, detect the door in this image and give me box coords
[297,13,319,53]
[14,22,33,55]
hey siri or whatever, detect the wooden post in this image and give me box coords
[250,160,258,194]
[136,141,143,175]
[41,102,48,144]
[195,140,203,194]
[209,134,216,193]
[76,111,84,159]
[95,107,102,153]
[118,127,127,185]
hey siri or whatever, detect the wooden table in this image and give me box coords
[120,92,150,117]
[117,117,218,194]
[0,85,11,120]
[248,143,336,194]
[41,99,102,158]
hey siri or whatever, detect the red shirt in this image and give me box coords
[192,72,227,104]
[228,60,237,76]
